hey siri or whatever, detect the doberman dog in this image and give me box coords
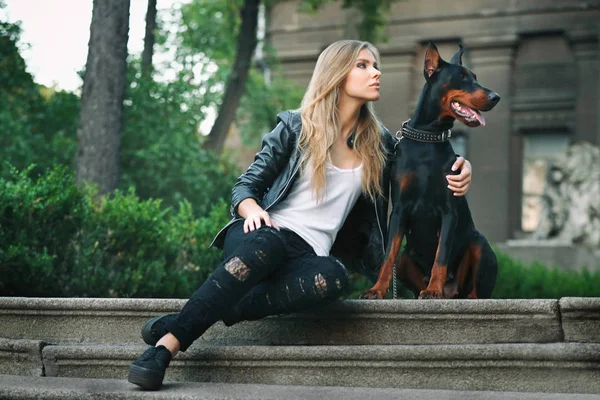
[362,42,499,300]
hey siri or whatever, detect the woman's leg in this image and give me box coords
[223,253,350,325]
[128,222,288,390]
[162,222,288,352]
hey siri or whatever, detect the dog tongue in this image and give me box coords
[473,109,486,126]
[462,105,486,126]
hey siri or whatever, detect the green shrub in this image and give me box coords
[0,164,230,298]
[0,164,92,296]
[492,250,600,299]
[80,191,229,298]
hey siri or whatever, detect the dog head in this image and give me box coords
[424,41,500,128]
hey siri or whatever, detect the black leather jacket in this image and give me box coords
[211,110,398,282]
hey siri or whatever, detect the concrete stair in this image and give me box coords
[1,297,599,396]
[2,375,600,400]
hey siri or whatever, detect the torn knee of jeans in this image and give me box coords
[224,257,251,282]
[314,273,328,298]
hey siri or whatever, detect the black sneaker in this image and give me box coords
[128,345,172,391]
[141,314,178,346]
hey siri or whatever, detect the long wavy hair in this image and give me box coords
[298,40,386,202]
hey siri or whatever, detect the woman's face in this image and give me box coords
[340,48,381,103]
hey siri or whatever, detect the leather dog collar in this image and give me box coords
[397,120,452,143]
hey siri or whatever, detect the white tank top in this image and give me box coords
[269,161,363,256]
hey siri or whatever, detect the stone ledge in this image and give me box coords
[560,298,600,343]
[0,298,566,345]
[0,338,46,377]
[41,343,600,393]
[2,375,598,400]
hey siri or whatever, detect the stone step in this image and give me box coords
[0,338,45,377]
[37,342,600,394]
[4,297,598,346]
[2,375,598,400]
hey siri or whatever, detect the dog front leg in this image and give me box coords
[361,208,406,300]
[419,212,457,299]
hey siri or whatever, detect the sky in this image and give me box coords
[2,0,174,93]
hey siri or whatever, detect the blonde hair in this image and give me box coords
[298,40,386,201]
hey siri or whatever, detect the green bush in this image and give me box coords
[492,250,600,299]
[0,164,91,296]
[0,164,230,298]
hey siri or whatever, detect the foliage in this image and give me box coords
[236,54,305,146]
[0,17,44,173]
[169,0,396,147]
[0,11,237,217]
[0,164,90,296]
[0,15,79,177]
[121,61,238,216]
[0,165,229,297]
[491,251,600,299]
[166,0,280,146]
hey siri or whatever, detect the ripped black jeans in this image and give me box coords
[164,221,350,351]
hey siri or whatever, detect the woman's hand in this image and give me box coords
[446,157,472,196]
[237,198,279,233]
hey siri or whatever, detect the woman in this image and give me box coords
[128,40,472,391]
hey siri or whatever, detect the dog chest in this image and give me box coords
[395,140,457,203]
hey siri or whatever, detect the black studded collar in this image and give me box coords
[396,120,452,143]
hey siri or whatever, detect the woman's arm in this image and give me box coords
[231,113,296,231]
[231,119,294,215]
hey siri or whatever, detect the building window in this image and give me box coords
[521,131,569,232]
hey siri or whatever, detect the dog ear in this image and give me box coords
[450,44,464,65]
[424,41,445,79]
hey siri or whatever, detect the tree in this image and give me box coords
[142,0,158,77]
[200,0,397,154]
[203,0,259,153]
[76,0,131,195]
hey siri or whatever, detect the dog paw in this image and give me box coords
[418,290,444,299]
[360,287,387,300]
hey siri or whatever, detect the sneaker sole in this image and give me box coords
[128,364,165,391]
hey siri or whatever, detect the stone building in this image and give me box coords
[265,0,600,244]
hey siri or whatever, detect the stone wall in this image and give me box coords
[266,0,600,243]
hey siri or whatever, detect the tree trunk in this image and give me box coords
[203,0,259,154]
[76,0,130,195]
[142,0,157,77]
